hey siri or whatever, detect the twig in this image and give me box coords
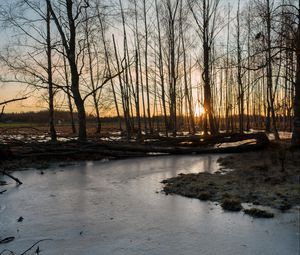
[0,171,23,185]
[0,97,28,106]
[20,239,52,255]
[0,106,5,119]
[0,237,15,244]
[0,249,14,255]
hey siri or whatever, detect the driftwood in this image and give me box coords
[0,170,23,185]
[0,133,269,161]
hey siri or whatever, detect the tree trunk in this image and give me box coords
[292,15,300,147]
[266,0,279,140]
[112,34,131,140]
[155,0,168,136]
[143,0,152,134]
[97,9,122,131]
[237,0,244,134]
[135,49,142,138]
[47,0,87,141]
[202,0,217,135]
[180,2,195,134]
[46,3,57,142]
[62,51,76,134]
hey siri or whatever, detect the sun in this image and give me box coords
[195,104,205,117]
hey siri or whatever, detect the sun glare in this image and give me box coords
[195,104,205,117]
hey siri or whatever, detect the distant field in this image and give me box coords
[0,122,122,139]
[0,122,38,128]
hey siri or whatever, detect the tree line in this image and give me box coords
[0,0,299,147]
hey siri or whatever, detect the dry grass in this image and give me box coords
[163,142,300,211]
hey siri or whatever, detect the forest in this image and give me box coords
[0,0,299,254]
[0,0,299,145]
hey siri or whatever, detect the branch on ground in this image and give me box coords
[0,170,23,185]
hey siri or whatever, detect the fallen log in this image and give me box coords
[0,133,269,163]
[141,132,269,147]
[2,133,269,161]
[102,139,266,155]
[102,133,269,153]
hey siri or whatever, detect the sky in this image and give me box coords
[0,0,242,113]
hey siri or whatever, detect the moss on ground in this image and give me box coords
[244,208,274,218]
[221,198,243,211]
[162,143,300,212]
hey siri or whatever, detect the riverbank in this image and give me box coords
[163,142,300,212]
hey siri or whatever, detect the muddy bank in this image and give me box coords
[163,142,300,211]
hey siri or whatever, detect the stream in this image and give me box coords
[0,155,299,254]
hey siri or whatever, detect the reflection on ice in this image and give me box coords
[0,155,299,255]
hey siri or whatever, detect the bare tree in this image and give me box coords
[46,0,89,141]
[291,1,300,146]
[46,1,57,141]
[164,0,180,137]
[188,0,219,135]
[155,0,168,136]
[143,0,152,133]
[236,0,244,133]
[0,0,58,141]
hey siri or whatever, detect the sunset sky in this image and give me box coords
[0,0,242,114]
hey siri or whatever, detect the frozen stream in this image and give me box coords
[1,155,299,255]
